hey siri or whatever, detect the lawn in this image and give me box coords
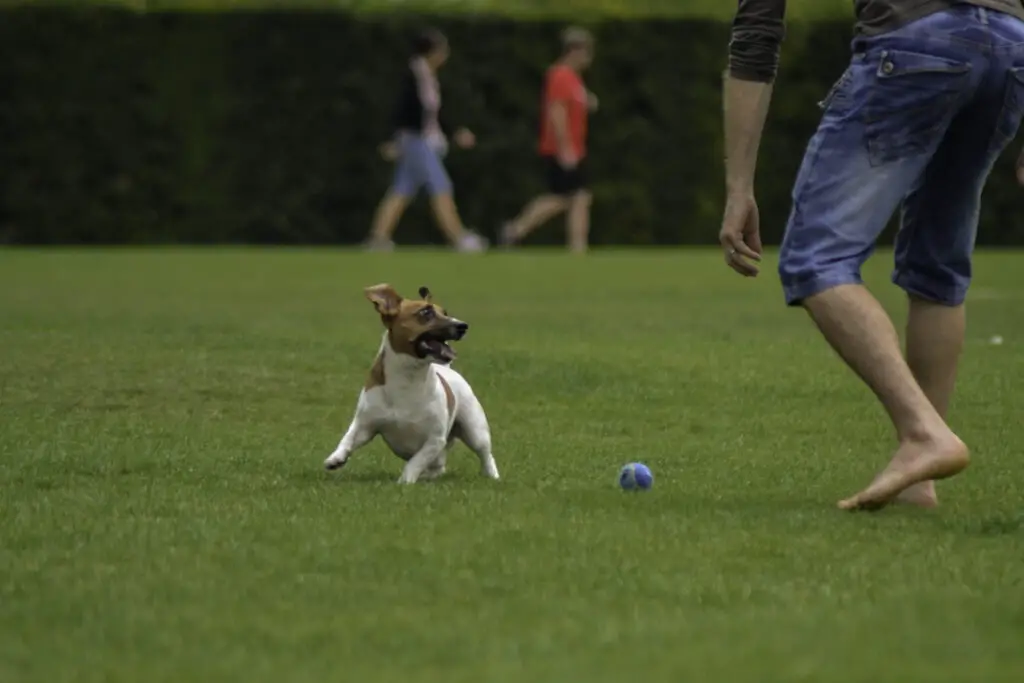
[6,0,854,20]
[1,248,1022,683]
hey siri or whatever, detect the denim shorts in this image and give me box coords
[779,6,1024,306]
[391,132,452,198]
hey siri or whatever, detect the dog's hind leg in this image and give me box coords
[455,395,500,480]
[324,413,376,471]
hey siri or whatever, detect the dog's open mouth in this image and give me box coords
[415,331,458,363]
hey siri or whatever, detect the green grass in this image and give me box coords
[1,248,1022,683]
[3,0,853,20]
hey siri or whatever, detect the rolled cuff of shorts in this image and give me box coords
[424,181,452,197]
[782,272,864,307]
[892,270,968,307]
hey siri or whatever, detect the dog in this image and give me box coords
[324,284,500,484]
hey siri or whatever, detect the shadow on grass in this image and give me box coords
[301,468,479,485]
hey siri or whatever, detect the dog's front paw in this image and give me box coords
[396,474,417,485]
[419,463,446,481]
[481,461,500,480]
[324,454,348,471]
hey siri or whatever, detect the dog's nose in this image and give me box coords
[454,321,469,338]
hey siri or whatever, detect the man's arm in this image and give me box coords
[548,101,573,161]
[724,0,786,194]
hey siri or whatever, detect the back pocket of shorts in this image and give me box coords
[988,67,1024,154]
[864,48,971,166]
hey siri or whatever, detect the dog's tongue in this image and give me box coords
[421,339,456,362]
[438,343,456,362]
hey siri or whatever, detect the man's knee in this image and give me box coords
[425,177,453,198]
[570,189,592,207]
[537,193,571,210]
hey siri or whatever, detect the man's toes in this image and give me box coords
[837,491,893,512]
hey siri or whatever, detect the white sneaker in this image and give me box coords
[363,237,395,252]
[456,231,489,253]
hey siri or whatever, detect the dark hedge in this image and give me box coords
[1,8,1022,245]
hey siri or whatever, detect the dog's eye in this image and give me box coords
[419,307,435,320]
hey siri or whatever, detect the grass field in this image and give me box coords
[1,248,1023,682]
[6,0,854,20]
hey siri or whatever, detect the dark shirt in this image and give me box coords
[729,0,1024,82]
[392,63,452,135]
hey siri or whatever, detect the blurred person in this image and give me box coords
[500,26,597,253]
[720,0,1024,510]
[363,28,487,253]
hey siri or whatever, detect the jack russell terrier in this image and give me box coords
[323,284,501,484]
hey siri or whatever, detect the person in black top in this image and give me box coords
[720,1,1024,510]
[363,29,487,252]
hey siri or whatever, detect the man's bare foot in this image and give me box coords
[859,474,939,508]
[838,435,968,511]
[895,480,939,508]
[499,221,519,248]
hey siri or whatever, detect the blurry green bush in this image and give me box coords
[5,0,852,20]
[0,6,1021,245]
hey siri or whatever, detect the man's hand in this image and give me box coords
[557,147,579,169]
[378,140,399,161]
[719,191,763,277]
[454,128,476,149]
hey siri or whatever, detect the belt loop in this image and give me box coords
[979,7,989,25]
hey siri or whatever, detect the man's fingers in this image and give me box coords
[747,230,763,254]
[728,235,761,262]
[722,239,760,276]
[727,253,760,277]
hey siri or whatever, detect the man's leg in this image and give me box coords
[502,156,574,247]
[898,297,965,506]
[501,195,568,245]
[366,190,410,249]
[365,136,419,249]
[566,189,592,253]
[428,192,467,244]
[429,193,486,251]
[778,28,978,509]
[420,143,486,252]
[889,61,1013,505]
[803,287,968,510]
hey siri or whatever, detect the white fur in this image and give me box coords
[324,330,500,484]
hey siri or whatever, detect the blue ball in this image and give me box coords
[619,462,653,491]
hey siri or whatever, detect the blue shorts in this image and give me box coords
[390,132,452,198]
[779,6,1024,307]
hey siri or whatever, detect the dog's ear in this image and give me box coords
[365,284,402,317]
[418,286,432,302]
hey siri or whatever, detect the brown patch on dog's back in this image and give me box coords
[438,374,455,415]
[365,352,386,389]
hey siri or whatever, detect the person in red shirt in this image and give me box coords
[501,27,597,253]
